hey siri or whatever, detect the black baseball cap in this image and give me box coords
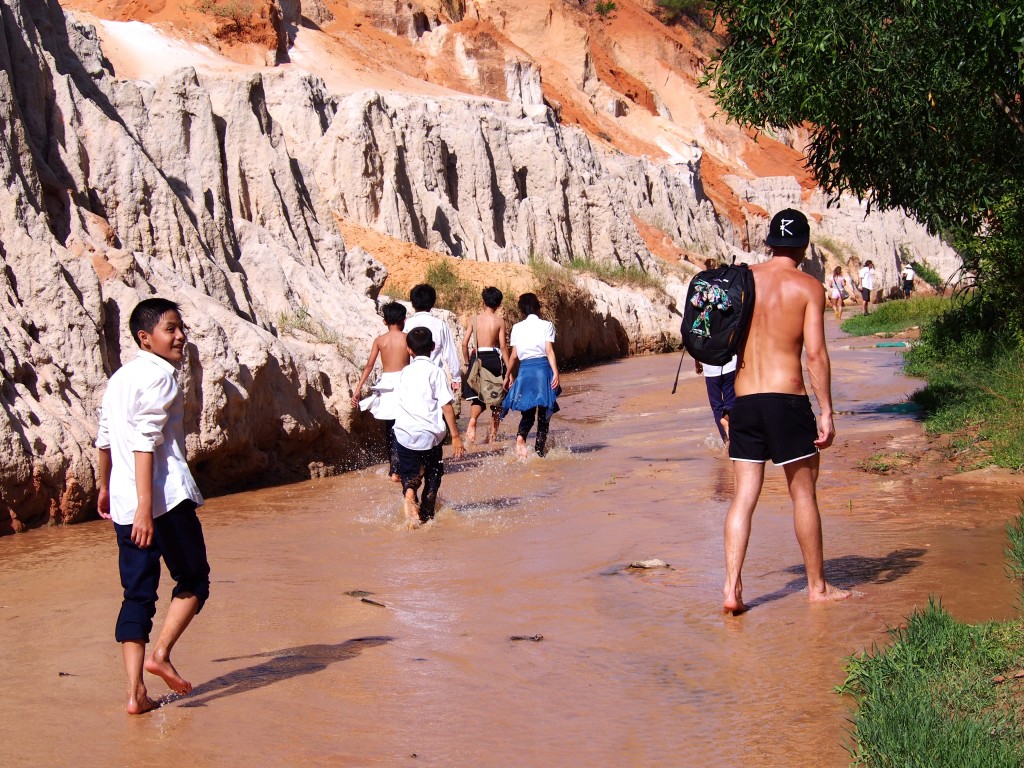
[765,208,810,248]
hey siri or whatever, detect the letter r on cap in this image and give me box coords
[780,218,793,236]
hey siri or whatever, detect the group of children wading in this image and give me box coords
[95,287,561,713]
[96,208,857,715]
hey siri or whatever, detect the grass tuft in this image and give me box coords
[838,599,1024,767]
[567,256,664,291]
[840,296,951,336]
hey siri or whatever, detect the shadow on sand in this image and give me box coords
[745,548,927,610]
[178,636,393,708]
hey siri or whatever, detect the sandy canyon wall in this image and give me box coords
[0,0,712,533]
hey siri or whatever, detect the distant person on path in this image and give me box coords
[502,292,560,458]
[96,298,211,714]
[901,262,916,298]
[404,284,462,397]
[351,302,410,481]
[858,260,876,315]
[722,210,851,614]
[828,266,848,320]
[393,326,465,527]
[695,354,737,443]
[461,286,510,445]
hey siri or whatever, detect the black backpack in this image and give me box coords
[680,263,755,365]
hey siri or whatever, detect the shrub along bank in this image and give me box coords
[841,295,1024,471]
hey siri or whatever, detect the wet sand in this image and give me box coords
[1,317,1021,767]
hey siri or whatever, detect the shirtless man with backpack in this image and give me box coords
[722,209,851,614]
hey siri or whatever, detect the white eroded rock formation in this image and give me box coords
[0,0,962,533]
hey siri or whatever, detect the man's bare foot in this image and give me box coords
[515,436,529,459]
[466,421,477,444]
[808,582,852,603]
[144,654,192,694]
[390,473,401,483]
[722,596,748,616]
[403,490,421,529]
[126,681,159,715]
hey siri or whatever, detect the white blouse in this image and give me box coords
[509,314,555,361]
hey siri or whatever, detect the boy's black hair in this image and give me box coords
[407,326,435,357]
[517,292,541,317]
[129,298,182,347]
[381,301,407,326]
[409,284,436,311]
[481,286,503,309]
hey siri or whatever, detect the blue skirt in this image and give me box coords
[501,357,561,418]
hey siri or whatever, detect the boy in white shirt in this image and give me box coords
[393,326,465,527]
[96,298,210,714]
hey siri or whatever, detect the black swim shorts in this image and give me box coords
[728,393,818,465]
[860,287,871,302]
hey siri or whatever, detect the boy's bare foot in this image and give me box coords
[808,582,852,604]
[466,421,477,444]
[145,654,193,694]
[403,490,421,529]
[515,436,529,459]
[126,681,159,715]
[390,473,401,483]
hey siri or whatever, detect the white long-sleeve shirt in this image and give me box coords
[404,310,462,385]
[96,351,203,525]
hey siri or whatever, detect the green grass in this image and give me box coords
[838,598,1024,768]
[277,307,339,344]
[914,258,945,289]
[840,296,951,336]
[858,451,915,474]
[566,256,664,291]
[1007,509,1024,608]
[424,260,478,316]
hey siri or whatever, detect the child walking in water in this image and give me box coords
[461,286,509,445]
[352,302,409,481]
[96,298,210,714]
[393,327,465,527]
[502,292,560,458]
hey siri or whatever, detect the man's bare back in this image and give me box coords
[735,258,826,399]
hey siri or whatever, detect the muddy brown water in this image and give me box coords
[2,318,1021,767]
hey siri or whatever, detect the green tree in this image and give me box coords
[705,0,1024,235]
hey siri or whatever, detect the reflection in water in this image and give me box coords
[0,321,1021,767]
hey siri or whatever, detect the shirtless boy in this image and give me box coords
[96,298,210,713]
[352,302,410,480]
[461,287,510,444]
[723,210,851,614]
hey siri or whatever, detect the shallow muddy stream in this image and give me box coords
[2,318,1021,767]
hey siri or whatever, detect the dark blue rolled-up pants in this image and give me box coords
[705,370,737,441]
[113,499,210,643]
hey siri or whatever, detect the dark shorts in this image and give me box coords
[728,394,818,465]
[860,287,871,302]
